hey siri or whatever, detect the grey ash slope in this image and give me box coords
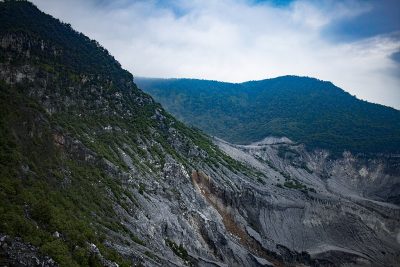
[213,137,400,264]
[0,1,399,267]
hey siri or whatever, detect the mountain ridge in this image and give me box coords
[137,75,398,111]
[136,76,400,155]
[1,1,400,266]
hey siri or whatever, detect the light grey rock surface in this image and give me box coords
[213,137,400,266]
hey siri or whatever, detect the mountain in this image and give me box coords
[135,77,400,155]
[1,1,400,267]
[0,1,247,265]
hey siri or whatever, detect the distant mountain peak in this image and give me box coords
[136,76,400,155]
[1,2,399,266]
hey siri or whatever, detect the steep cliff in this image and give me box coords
[0,2,399,267]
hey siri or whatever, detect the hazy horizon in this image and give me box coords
[32,0,400,109]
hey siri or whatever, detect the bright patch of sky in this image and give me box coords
[32,0,400,109]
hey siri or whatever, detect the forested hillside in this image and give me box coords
[0,1,248,265]
[137,77,400,155]
[1,2,399,267]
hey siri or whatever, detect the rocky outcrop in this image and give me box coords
[213,137,400,266]
[1,3,399,266]
[0,234,57,267]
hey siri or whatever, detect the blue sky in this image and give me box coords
[32,0,400,109]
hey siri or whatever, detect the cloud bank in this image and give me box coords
[32,0,400,109]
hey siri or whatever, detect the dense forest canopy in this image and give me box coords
[136,76,400,155]
[0,0,134,90]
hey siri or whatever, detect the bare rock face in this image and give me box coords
[213,137,400,266]
[2,46,399,265]
[0,235,57,267]
[1,7,399,266]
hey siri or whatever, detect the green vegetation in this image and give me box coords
[144,250,159,261]
[138,183,146,195]
[0,0,134,90]
[277,146,300,160]
[0,2,265,266]
[136,77,400,156]
[0,1,155,265]
[0,83,130,266]
[298,162,313,174]
[278,178,316,194]
[283,180,306,190]
[129,233,145,246]
[165,239,191,265]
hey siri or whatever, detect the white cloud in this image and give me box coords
[32,0,400,109]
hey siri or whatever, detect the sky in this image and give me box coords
[31,0,400,109]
